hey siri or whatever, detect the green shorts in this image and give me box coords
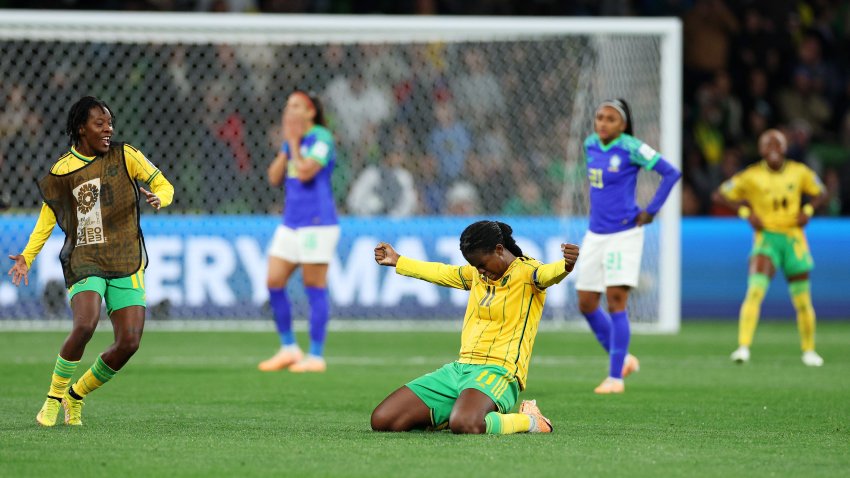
[752,230,814,276]
[68,271,146,315]
[406,362,519,428]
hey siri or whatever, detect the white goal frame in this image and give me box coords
[0,11,682,333]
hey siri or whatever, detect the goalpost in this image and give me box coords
[0,11,681,333]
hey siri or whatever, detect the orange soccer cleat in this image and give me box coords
[519,399,553,433]
[594,377,625,394]
[288,355,327,373]
[258,346,304,372]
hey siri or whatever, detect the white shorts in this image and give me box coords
[268,225,340,264]
[575,226,645,292]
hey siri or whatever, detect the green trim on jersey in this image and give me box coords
[305,125,334,166]
[69,148,94,163]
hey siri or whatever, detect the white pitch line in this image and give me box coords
[3,354,592,368]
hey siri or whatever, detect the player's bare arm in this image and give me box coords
[635,211,654,226]
[6,254,29,286]
[374,242,400,267]
[267,151,288,187]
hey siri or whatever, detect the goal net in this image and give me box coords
[0,12,681,332]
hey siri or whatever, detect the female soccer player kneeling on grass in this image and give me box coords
[371,221,579,434]
[575,99,681,394]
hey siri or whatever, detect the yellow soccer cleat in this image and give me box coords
[519,399,553,433]
[288,355,327,373]
[36,396,62,427]
[62,391,84,426]
[594,377,625,394]
[622,354,640,378]
[258,346,304,372]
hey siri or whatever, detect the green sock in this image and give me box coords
[71,355,117,398]
[48,355,79,398]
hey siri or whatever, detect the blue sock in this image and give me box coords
[609,310,631,379]
[306,286,330,357]
[583,307,612,353]
[269,288,295,346]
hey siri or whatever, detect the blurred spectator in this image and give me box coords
[741,68,775,137]
[445,180,481,216]
[0,84,32,141]
[692,83,725,167]
[346,149,417,217]
[712,70,743,142]
[324,69,394,169]
[416,153,444,214]
[428,101,472,182]
[683,0,739,93]
[709,145,742,216]
[823,167,842,216]
[777,67,831,139]
[502,178,552,216]
[452,48,506,132]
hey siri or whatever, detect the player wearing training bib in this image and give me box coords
[7,96,174,427]
[713,129,827,367]
[259,91,339,373]
[575,99,681,394]
[371,221,580,435]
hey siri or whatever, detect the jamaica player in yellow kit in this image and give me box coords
[713,129,827,367]
[7,96,174,426]
[371,221,579,434]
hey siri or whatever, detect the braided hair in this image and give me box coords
[65,96,113,146]
[459,220,523,258]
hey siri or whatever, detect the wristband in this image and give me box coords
[802,204,814,217]
[737,206,751,219]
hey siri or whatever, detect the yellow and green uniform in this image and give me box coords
[719,159,823,351]
[20,144,173,312]
[397,255,568,428]
[720,159,823,276]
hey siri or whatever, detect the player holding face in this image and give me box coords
[371,221,579,435]
[713,129,827,366]
[575,99,681,394]
[259,91,339,373]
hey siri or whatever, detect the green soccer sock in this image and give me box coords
[70,355,117,398]
[48,355,79,398]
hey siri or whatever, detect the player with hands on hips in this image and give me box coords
[575,98,681,394]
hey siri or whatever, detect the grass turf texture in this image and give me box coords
[1,322,848,478]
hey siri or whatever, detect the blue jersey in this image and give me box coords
[584,133,661,234]
[281,125,338,228]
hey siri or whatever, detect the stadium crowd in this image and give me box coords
[0,0,848,217]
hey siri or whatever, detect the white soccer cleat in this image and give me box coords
[730,346,750,364]
[802,351,824,367]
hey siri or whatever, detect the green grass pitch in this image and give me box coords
[1,322,848,477]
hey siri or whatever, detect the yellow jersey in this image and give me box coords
[20,144,174,267]
[720,159,824,233]
[396,255,569,390]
